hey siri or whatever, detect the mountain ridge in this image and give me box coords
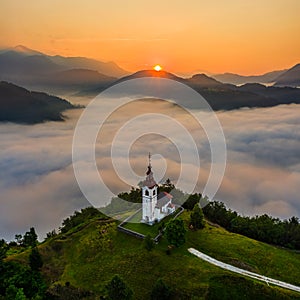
[78,69,300,111]
[0,81,79,124]
[274,63,300,87]
[0,45,128,93]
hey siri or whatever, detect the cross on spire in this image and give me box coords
[148,152,151,167]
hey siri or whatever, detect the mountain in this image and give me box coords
[0,81,78,124]
[187,73,232,89]
[49,55,127,77]
[274,64,300,87]
[212,70,286,85]
[36,68,117,94]
[79,69,300,110]
[6,208,300,299]
[0,45,128,93]
[10,45,44,56]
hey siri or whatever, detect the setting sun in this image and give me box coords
[153,65,162,71]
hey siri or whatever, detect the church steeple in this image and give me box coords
[144,153,156,188]
[146,152,152,175]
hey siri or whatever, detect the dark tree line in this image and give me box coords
[203,201,300,249]
[12,227,38,248]
[0,245,46,299]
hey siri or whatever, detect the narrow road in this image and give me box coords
[188,248,300,293]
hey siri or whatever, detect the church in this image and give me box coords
[141,154,175,225]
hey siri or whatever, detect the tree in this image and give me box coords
[23,227,37,248]
[151,279,171,300]
[182,193,201,210]
[15,288,27,300]
[161,179,175,193]
[0,239,8,260]
[15,234,23,245]
[165,219,186,247]
[190,204,205,229]
[106,275,133,300]
[143,234,155,251]
[29,247,43,271]
[45,229,57,240]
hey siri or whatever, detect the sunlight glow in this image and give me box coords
[153,65,162,71]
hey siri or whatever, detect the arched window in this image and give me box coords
[145,190,149,196]
[153,189,156,195]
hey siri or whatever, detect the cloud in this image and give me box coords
[0,100,300,241]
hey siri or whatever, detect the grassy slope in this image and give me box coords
[122,209,179,237]
[8,211,300,299]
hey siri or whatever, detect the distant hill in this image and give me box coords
[79,69,300,110]
[37,68,117,94]
[212,70,286,85]
[0,81,78,124]
[49,55,127,78]
[0,45,127,94]
[274,64,300,87]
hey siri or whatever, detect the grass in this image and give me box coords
[121,208,181,238]
[181,212,300,286]
[8,210,300,299]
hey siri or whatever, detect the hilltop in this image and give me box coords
[4,206,300,299]
[0,81,79,124]
[79,69,300,111]
[0,45,127,94]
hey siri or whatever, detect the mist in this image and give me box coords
[0,99,299,241]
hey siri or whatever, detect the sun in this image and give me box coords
[153,64,162,71]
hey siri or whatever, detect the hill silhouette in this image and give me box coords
[0,45,127,93]
[79,69,300,110]
[213,70,286,85]
[0,81,78,124]
[274,64,300,87]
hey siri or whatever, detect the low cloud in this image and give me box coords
[0,100,300,241]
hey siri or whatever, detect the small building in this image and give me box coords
[141,154,175,225]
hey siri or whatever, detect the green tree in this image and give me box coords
[29,247,43,271]
[151,279,171,300]
[6,284,19,300]
[106,275,133,300]
[0,239,8,260]
[190,204,205,229]
[182,193,201,210]
[15,288,27,300]
[165,219,186,247]
[143,234,155,251]
[15,234,23,245]
[161,179,175,193]
[23,227,37,248]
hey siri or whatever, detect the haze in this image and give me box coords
[1,0,300,74]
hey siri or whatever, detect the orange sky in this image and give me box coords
[1,0,300,75]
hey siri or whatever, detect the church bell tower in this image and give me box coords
[142,153,158,224]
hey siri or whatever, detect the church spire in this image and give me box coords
[146,152,152,175]
[144,153,156,187]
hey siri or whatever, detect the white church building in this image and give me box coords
[141,154,175,225]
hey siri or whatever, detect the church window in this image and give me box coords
[145,190,149,196]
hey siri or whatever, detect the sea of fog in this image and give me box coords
[1,95,300,241]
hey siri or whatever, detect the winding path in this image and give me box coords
[188,248,300,293]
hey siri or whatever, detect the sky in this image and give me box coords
[1,0,300,74]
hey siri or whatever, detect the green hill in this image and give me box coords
[6,209,300,299]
